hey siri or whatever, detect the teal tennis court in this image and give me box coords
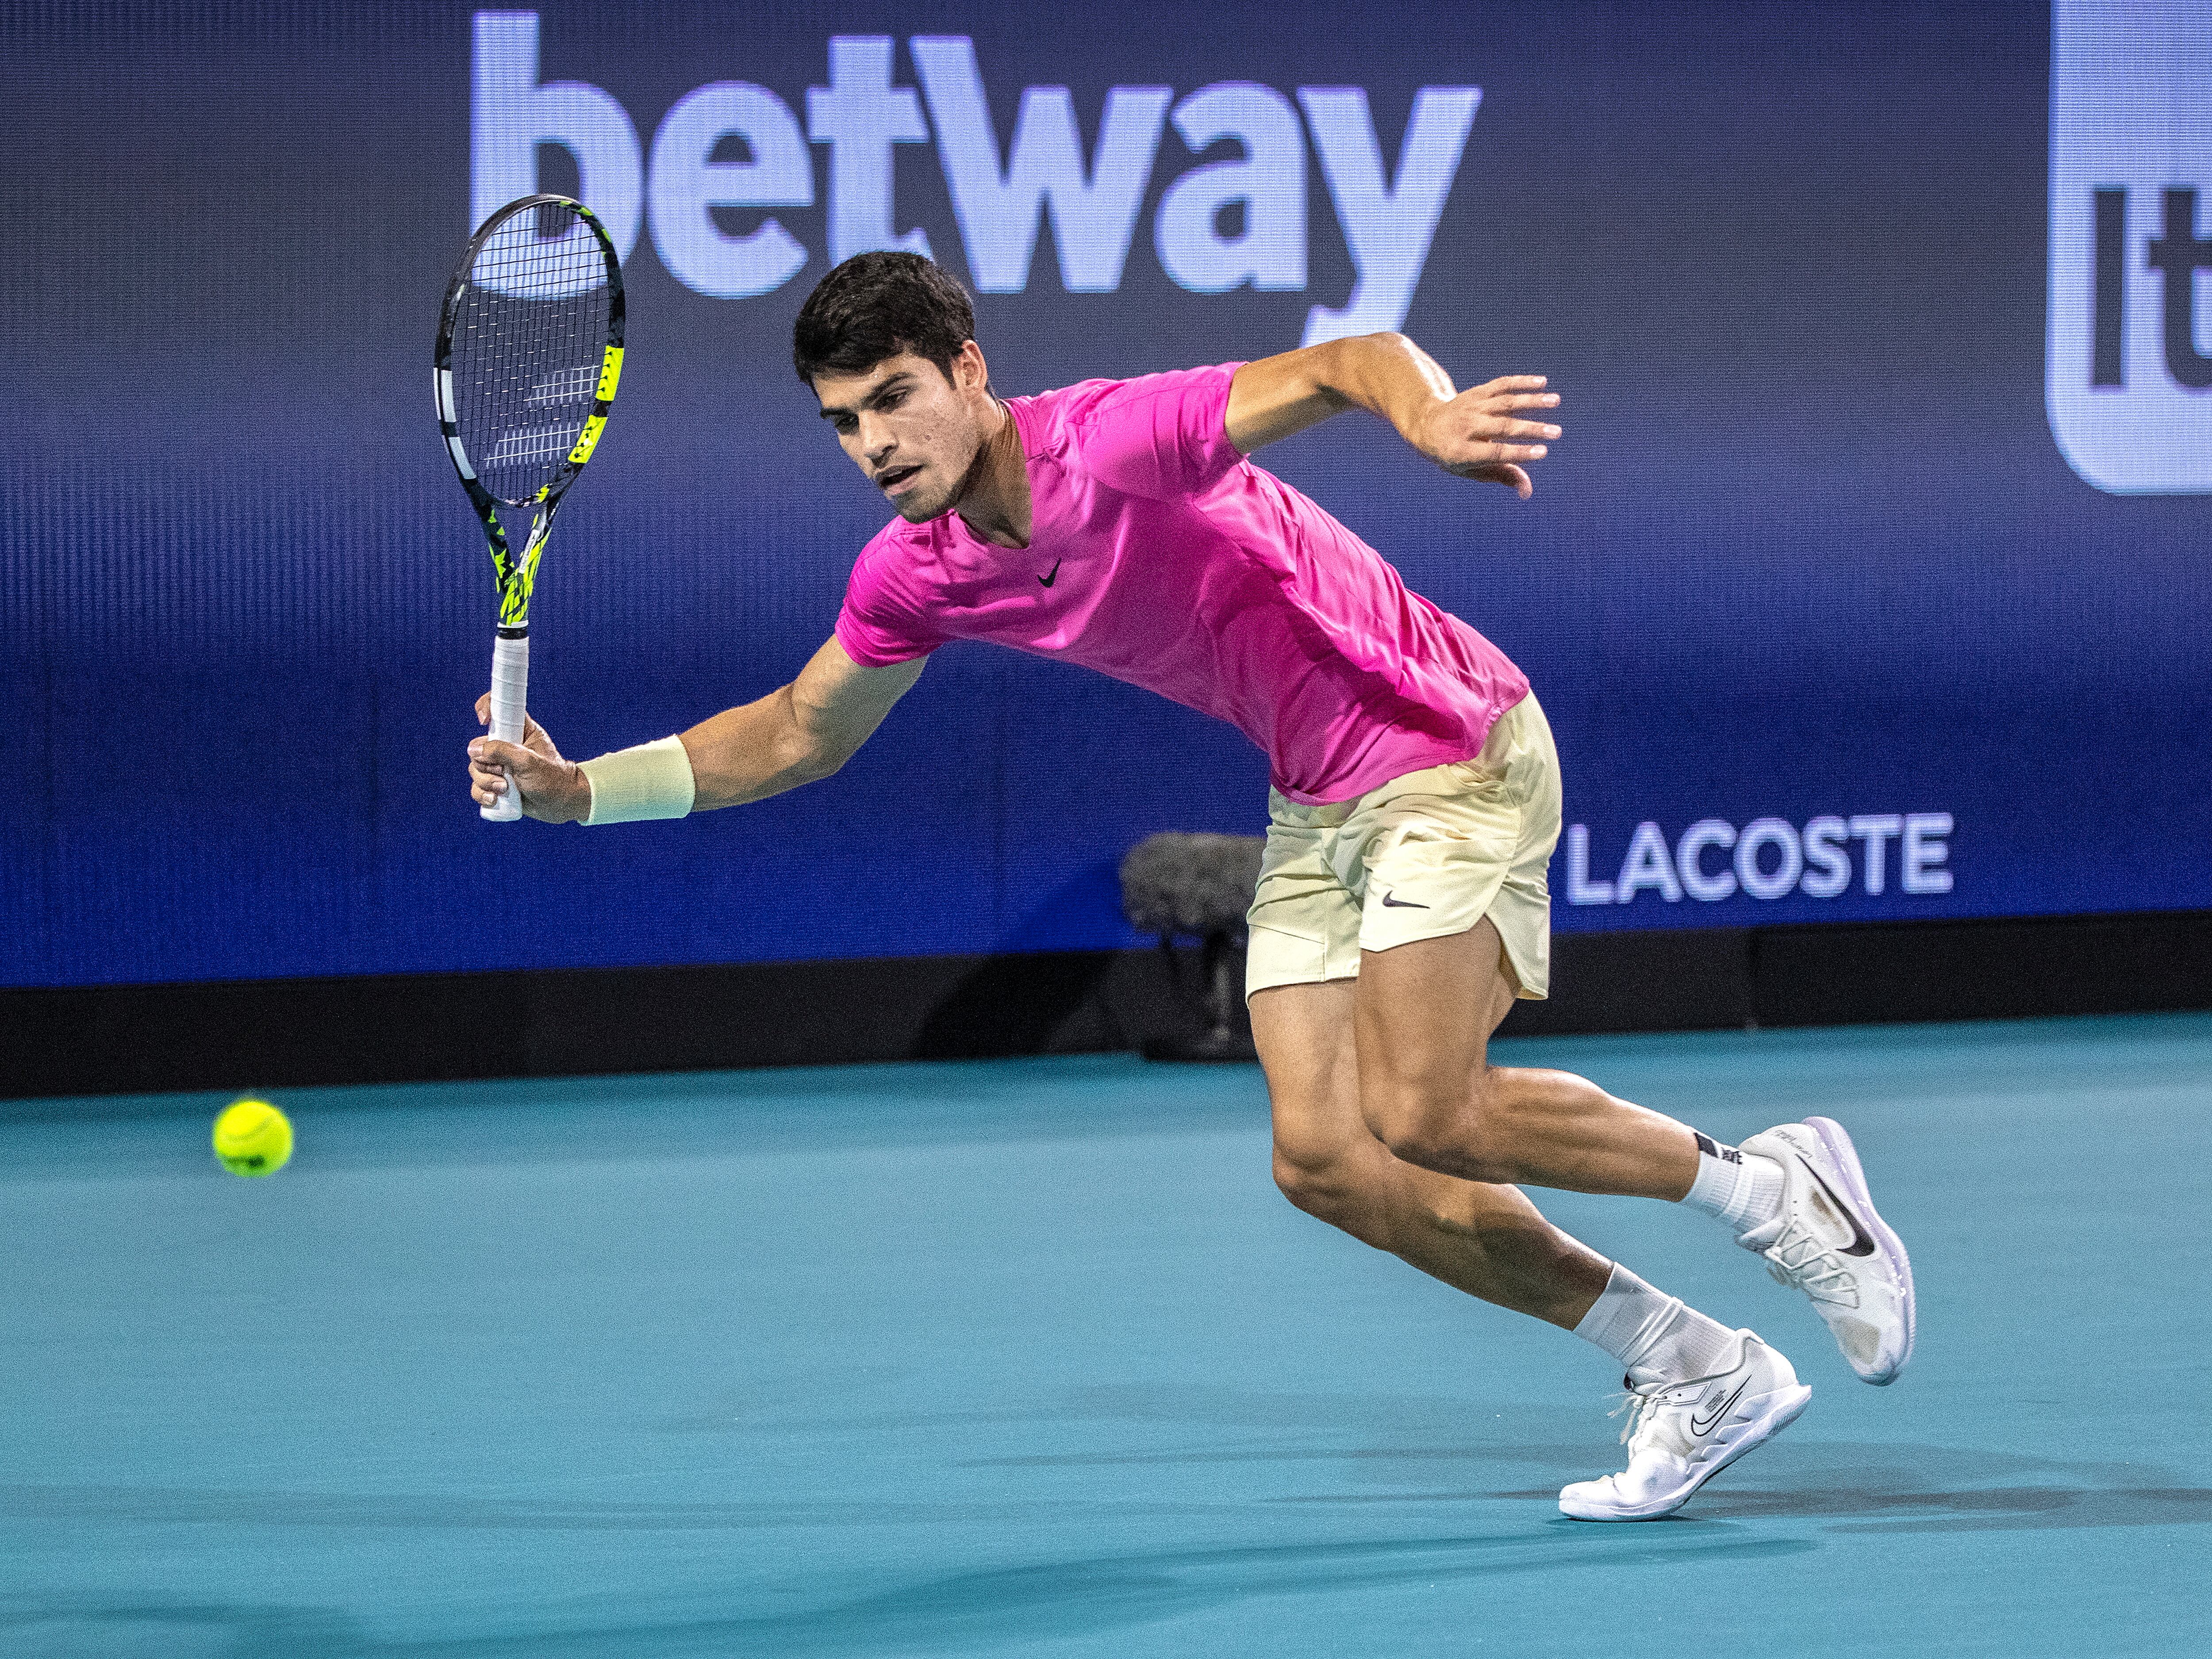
[2,1014,2205,1657]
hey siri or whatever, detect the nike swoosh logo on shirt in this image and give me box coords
[1804,1161,1879,1257]
[1037,560,1061,588]
[1379,891,1429,909]
[1690,1376,1752,1438]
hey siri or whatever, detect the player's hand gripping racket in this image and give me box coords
[434,194,624,820]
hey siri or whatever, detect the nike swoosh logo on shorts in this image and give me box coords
[1037,559,1061,588]
[1380,891,1429,909]
[1805,1162,1878,1257]
[1690,1376,1752,1439]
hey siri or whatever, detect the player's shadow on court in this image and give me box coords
[704,1531,1815,1654]
[1,1535,1816,1657]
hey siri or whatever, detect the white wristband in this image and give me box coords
[579,736,697,825]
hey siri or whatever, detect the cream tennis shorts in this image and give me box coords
[1245,691,1563,1000]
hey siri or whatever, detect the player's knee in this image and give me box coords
[1364,1078,1515,1184]
[1271,1143,1345,1216]
[1271,1138,1380,1237]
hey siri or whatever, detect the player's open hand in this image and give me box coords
[1415,375,1561,499]
[469,696,590,823]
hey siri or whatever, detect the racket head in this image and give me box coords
[434,192,625,512]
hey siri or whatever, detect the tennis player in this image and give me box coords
[466,252,1913,1521]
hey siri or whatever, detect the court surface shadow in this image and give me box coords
[1,1531,1817,1658]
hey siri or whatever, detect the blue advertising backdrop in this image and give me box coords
[4,1,2206,989]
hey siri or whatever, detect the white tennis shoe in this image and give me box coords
[1738,1116,1916,1385]
[1559,1331,1811,1521]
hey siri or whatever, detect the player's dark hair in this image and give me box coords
[792,251,978,387]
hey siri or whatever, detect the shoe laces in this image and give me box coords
[1605,1388,1647,1446]
[1606,1379,1697,1450]
[1762,1220,1859,1307]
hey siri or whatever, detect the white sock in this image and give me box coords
[1574,1263,1742,1385]
[1681,1131,1785,1237]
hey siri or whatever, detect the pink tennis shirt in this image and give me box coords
[833,361,1530,806]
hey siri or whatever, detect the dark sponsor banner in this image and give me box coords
[3,2,2205,987]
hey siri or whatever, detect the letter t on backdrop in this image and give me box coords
[810,38,935,263]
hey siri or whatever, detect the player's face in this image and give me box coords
[813,346,992,523]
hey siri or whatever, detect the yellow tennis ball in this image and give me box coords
[213,1098,292,1177]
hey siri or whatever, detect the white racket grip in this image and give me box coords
[482,632,530,822]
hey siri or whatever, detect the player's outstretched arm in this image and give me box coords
[1223,334,1562,499]
[682,637,925,811]
[466,637,924,824]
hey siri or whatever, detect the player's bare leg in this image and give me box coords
[1255,923,1810,1520]
[1252,976,1610,1327]
[1349,918,1701,1198]
[1352,917,1916,1384]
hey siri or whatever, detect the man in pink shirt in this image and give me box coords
[468,252,1914,1521]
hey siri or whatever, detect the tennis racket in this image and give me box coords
[434,193,625,821]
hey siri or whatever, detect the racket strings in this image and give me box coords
[451,203,611,507]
